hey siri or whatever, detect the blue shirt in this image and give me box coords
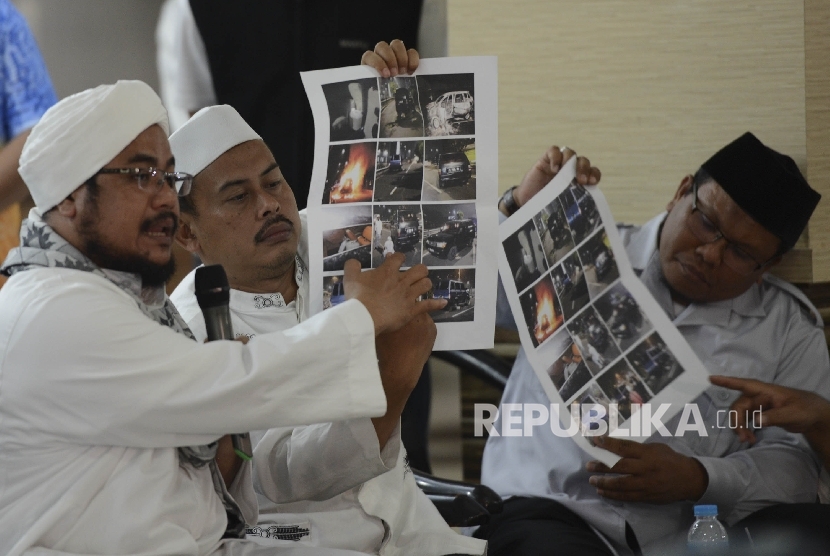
[0,0,56,142]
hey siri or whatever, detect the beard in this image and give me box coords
[77,186,177,288]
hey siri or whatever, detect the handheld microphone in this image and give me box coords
[194,264,252,461]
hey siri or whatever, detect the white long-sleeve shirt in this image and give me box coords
[0,265,386,555]
[170,214,485,556]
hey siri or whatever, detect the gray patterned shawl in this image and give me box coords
[1,212,246,537]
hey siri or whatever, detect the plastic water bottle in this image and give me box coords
[687,505,729,553]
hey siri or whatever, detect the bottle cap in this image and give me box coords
[693,504,718,517]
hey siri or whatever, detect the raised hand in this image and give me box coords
[361,39,420,78]
[710,375,830,443]
[343,253,446,334]
[511,146,602,211]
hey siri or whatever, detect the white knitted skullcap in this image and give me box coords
[19,80,169,211]
[168,105,261,177]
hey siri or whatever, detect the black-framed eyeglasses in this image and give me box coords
[95,167,193,196]
[686,181,776,275]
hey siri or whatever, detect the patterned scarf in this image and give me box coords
[1,213,246,538]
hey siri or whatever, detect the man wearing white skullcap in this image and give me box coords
[0,80,443,555]
[169,104,485,555]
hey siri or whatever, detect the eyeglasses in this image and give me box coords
[95,167,193,196]
[686,181,775,275]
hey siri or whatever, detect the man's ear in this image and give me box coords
[667,175,694,213]
[175,217,201,254]
[54,185,86,218]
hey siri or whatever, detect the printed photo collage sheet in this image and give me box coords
[498,158,711,464]
[301,57,499,350]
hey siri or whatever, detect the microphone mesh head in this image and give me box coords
[194,264,230,309]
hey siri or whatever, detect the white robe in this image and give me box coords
[0,264,386,555]
[170,215,486,556]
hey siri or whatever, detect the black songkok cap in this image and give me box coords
[700,132,820,251]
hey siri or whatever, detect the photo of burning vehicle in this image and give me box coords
[520,274,564,348]
[627,332,685,396]
[323,78,381,141]
[321,205,373,271]
[322,143,376,204]
[422,139,476,202]
[533,197,575,268]
[416,74,475,137]
[557,182,601,246]
[596,359,653,421]
[504,220,547,294]
[379,76,425,138]
[371,204,422,268]
[374,141,423,202]
[427,268,475,323]
[422,203,477,266]
[547,340,593,402]
[577,229,620,299]
[567,307,621,375]
[593,283,652,352]
[322,275,346,310]
[550,251,590,323]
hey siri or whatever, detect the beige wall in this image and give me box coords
[449,0,829,281]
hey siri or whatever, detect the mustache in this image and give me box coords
[254,215,294,244]
[140,211,178,235]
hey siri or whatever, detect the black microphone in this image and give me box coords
[195,264,234,342]
[194,264,252,461]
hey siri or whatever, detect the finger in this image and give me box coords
[589,474,644,492]
[360,51,390,78]
[234,336,250,345]
[389,39,408,75]
[709,375,768,396]
[546,145,564,174]
[400,263,430,285]
[414,297,447,315]
[586,459,641,475]
[575,156,592,185]
[585,461,612,473]
[409,276,434,298]
[588,166,601,185]
[406,48,420,73]
[373,41,398,76]
[378,251,406,273]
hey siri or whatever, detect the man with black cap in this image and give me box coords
[476,133,830,555]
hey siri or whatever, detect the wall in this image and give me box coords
[448,0,829,282]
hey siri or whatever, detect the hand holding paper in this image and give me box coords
[511,145,602,211]
[360,39,420,78]
[586,436,709,503]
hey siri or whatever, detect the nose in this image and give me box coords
[256,188,281,219]
[151,176,178,211]
[695,237,728,266]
